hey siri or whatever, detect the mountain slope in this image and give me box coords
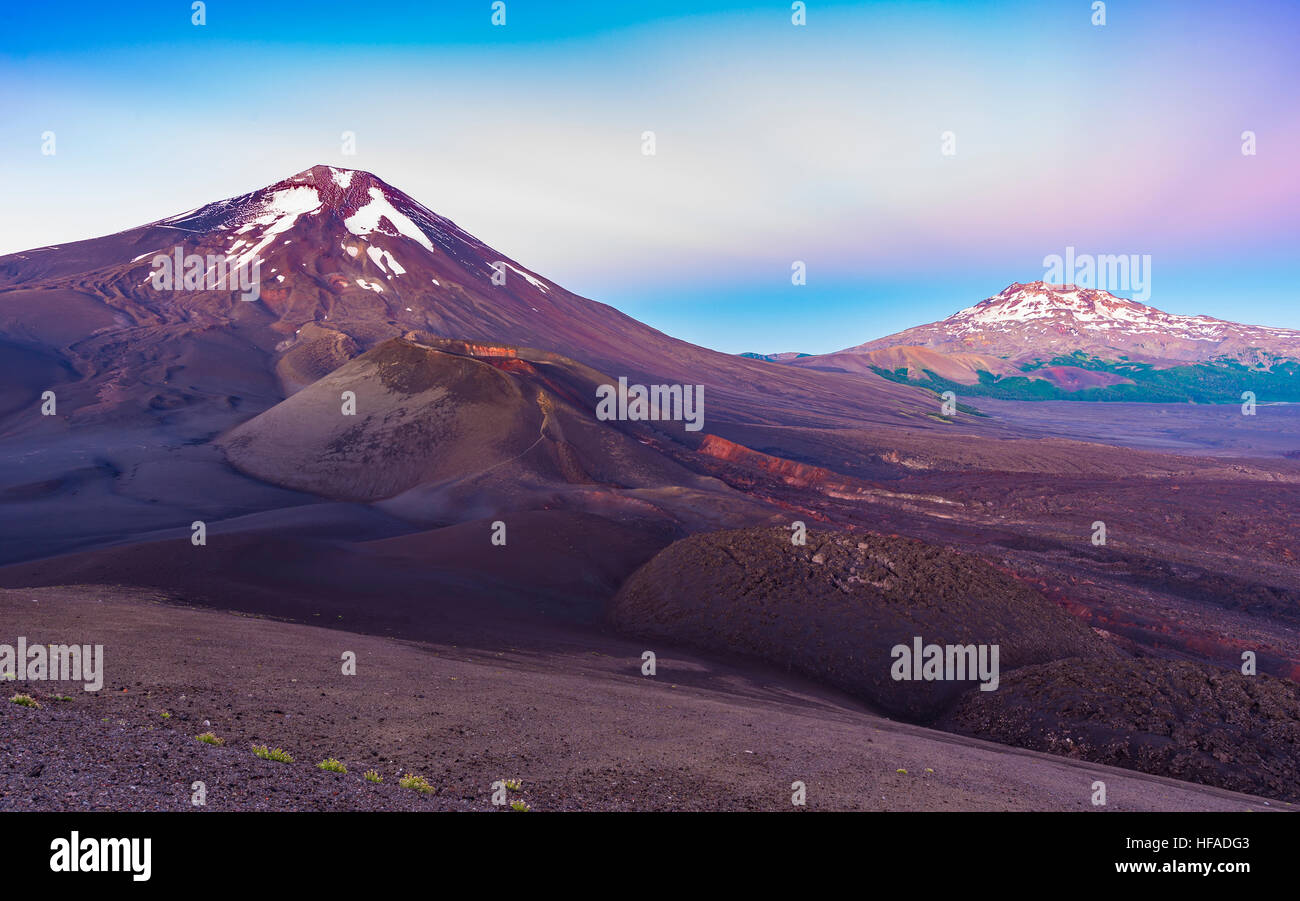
[219,336,734,504]
[793,345,1023,385]
[0,165,952,432]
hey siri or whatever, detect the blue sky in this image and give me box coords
[2,0,1297,354]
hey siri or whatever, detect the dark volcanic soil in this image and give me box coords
[0,703,472,812]
[610,527,1109,721]
[610,528,1300,803]
[0,587,1281,812]
[939,657,1300,803]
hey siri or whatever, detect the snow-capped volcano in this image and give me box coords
[0,164,572,352]
[161,166,462,258]
[847,281,1300,365]
[153,165,527,289]
[949,282,1276,342]
[0,165,938,427]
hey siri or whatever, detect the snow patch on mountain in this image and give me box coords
[503,262,550,294]
[224,186,323,270]
[365,245,406,275]
[329,167,354,189]
[946,282,1295,343]
[344,187,435,252]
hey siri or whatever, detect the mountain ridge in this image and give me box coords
[850,281,1300,366]
[766,281,1300,401]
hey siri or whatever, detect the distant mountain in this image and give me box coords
[785,281,1300,402]
[850,281,1300,367]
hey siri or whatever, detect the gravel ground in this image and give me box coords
[0,586,1287,812]
[0,702,471,811]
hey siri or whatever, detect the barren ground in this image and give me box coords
[0,587,1285,812]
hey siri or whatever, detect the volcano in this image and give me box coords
[784,281,1300,398]
[0,164,991,572]
[0,165,944,432]
[830,281,1300,366]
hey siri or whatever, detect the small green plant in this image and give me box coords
[9,693,40,708]
[317,757,347,774]
[504,778,522,791]
[51,694,74,702]
[364,769,383,784]
[399,773,434,794]
[196,732,224,746]
[252,745,293,763]
[160,711,171,719]
[510,799,531,812]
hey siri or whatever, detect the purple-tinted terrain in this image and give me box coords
[1,168,1297,810]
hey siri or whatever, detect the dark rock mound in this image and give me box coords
[937,657,1300,803]
[609,527,1109,721]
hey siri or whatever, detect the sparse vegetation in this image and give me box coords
[252,745,293,763]
[872,353,1300,404]
[510,799,531,812]
[317,757,347,773]
[160,711,171,719]
[9,693,40,708]
[196,732,224,746]
[504,778,522,791]
[51,694,74,702]
[399,773,434,794]
[363,769,383,784]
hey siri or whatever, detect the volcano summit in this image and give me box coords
[0,165,944,429]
